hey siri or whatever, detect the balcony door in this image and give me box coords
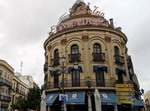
[96,69,105,86]
[54,49,59,65]
[54,74,59,88]
[72,70,80,87]
[117,72,123,84]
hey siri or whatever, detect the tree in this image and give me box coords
[27,87,41,110]
[11,87,41,110]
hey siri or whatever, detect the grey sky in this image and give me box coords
[0,0,150,92]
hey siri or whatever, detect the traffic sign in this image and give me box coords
[117,96,134,100]
[59,94,68,101]
[115,84,134,88]
[116,92,135,96]
[116,88,134,92]
[118,100,135,104]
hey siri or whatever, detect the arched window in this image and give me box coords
[71,44,79,54]
[53,49,59,65]
[114,46,119,55]
[54,49,59,57]
[93,43,101,53]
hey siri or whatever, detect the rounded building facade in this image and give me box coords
[43,1,144,111]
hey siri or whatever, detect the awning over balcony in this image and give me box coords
[131,99,144,107]
[64,91,85,105]
[68,66,83,73]
[93,66,107,73]
[46,93,59,106]
[50,69,60,76]
[116,67,126,75]
[100,92,119,105]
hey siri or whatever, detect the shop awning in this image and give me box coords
[116,67,126,75]
[64,91,85,105]
[132,99,144,107]
[93,66,107,73]
[100,92,118,105]
[68,66,83,73]
[46,93,59,106]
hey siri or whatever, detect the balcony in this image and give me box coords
[0,78,12,87]
[53,57,60,66]
[44,62,48,72]
[43,79,115,90]
[0,95,11,102]
[114,55,125,64]
[68,53,81,62]
[92,52,105,61]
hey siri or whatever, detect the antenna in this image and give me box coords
[20,61,23,74]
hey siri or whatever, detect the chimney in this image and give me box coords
[109,18,114,28]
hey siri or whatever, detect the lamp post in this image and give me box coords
[61,56,66,111]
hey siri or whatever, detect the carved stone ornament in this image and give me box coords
[61,39,67,45]
[82,35,89,42]
[105,36,111,43]
[121,40,125,46]
[48,45,52,51]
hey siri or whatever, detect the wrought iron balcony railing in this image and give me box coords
[53,57,60,66]
[114,55,125,64]
[43,79,116,90]
[44,62,48,72]
[0,95,11,102]
[68,53,81,62]
[0,77,12,87]
[92,52,105,61]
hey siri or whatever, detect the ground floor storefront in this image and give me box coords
[45,90,144,111]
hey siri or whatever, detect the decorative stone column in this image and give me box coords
[87,92,92,111]
[114,105,118,111]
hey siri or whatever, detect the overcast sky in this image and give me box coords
[0,0,150,93]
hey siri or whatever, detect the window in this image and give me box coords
[93,43,101,53]
[72,70,80,87]
[0,70,2,77]
[95,69,105,86]
[71,44,79,54]
[54,74,59,88]
[117,72,123,84]
[114,46,119,55]
[53,49,59,65]
[54,49,59,57]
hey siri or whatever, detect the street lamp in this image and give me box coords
[61,56,66,111]
[49,56,66,111]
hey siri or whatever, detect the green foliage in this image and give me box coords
[11,87,41,110]
[27,87,41,110]
[11,104,21,110]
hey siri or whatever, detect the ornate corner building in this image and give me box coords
[43,1,144,111]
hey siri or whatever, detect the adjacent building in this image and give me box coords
[43,1,144,111]
[15,72,38,88]
[144,91,150,111]
[0,59,13,111]
[11,75,29,105]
